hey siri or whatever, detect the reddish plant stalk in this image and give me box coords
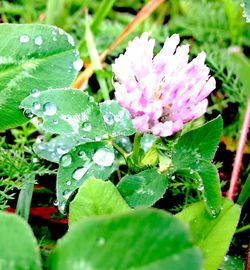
[246,242,250,270]
[227,99,250,201]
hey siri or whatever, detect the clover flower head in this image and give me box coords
[112,33,216,137]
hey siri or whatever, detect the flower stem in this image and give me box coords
[227,99,250,201]
[112,141,128,160]
[132,132,142,164]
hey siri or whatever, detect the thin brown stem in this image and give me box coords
[227,99,250,201]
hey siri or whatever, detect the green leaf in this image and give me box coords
[21,89,107,139]
[173,116,223,169]
[220,255,245,270]
[243,0,250,23]
[99,100,135,137]
[0,24,81,131]
[197,160,222,216]
[117,168,169,208]
[237,173,250,206]
[57,141,115,212]
[33,134,89,163]
[176,199,241,270]
[49,209,203,270]
[0,211,42,270]
[69,178,130,225]
[229,50,250,98]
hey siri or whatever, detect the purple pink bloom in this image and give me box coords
[112,33,216,137]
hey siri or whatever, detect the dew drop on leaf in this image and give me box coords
[19,35,30,43]
[92,148,114,167]
[82,122,92,131]
[73,59,83,71]
[66,180,72,186]
[34,36,43,46]
[33,102,41,110]
[43,102,57,116]
[63,189,71,200]
[30,88,40,97]
[72,167,88,181]
[23,109,34,118]
[103,113,115,125]
[60,154,72,167]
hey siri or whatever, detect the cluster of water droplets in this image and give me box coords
[19,35,43,46]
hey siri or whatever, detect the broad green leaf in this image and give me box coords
[69,178,130,225]
[0,24,81,131]
[21,89,107,139]
[197,160,222,216]
[173,116,223,169]
[49,209,203,270]
[57,141,115,212]
[176,199,241,270]
[117,168,169,208]
[99,100,135,137]
[33,134,89,163]
[0,211,42,270]
[243,0,250,23]
[237,173,250,206]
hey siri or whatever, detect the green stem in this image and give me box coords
[112,142,128,161]
[235,224,250,234]
[132,132,142,164]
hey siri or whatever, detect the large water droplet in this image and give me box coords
[73,59,83,71]
[20,35,30,43]
[72,167,88,181]
[82,122,92,131]
[66,180,72,186]
[33,102,41,110]
[92,148,114,167]
[34,36,43,46]
[30,88,40,97]
[103,113,115,125]
[23,109,34,118]
[43,102,57,116]
[60,154,72,167]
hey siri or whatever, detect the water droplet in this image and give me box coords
[52,30,57,35]
[52,36,57,41]
[60,154,72,167]
[93,148,114,167]
[67,34,75,46]
[20,35,30,43]
[198,184,204,191]
[23,109,34,118]
[57,146,67,155]
[66,180,72,186]
[34,36,43,46]
[30,88,40,97]
[58,28,64,35]
[97,237,105,246]
[190,169,194,174]
[32,157,39,163]
[103,113,115,125]
[171,175,176,180]
[33,102,41,110]
[82,122,92,131]
[54,199,59,206]
[63,189,71,200]
[43,102,57,116]
[59,201,66,212]
[72,167,88,181]
[53,119,58,124]
[224,255,229,262]
[73,59,83,71]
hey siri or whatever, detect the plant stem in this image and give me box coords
[132,132,142,164]
[227,99,250,201]
[235,224,250,234]
[112,141,128,160]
